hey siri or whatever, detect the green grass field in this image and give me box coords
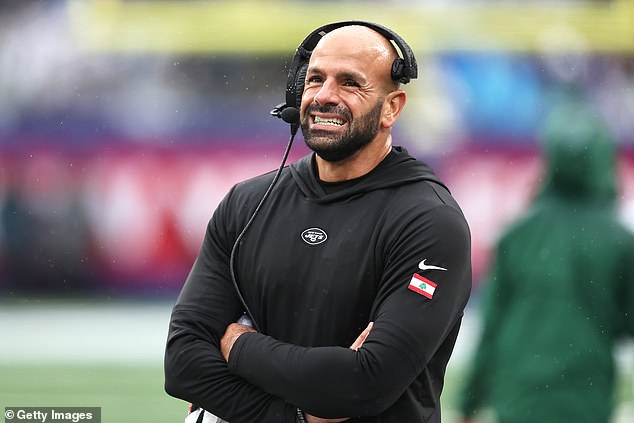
[0,364,185,422]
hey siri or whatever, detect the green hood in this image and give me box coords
[537,101,617,208]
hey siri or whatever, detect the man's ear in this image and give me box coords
[381,90,407,129]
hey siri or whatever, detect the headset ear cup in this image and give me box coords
[293,63,308,110]
[391,58,408,84]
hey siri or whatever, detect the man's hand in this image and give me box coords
[220,322,256,362]
[349,322,373,351]
[305,415,348,423]
[304,322,374,423]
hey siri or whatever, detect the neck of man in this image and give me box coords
[316,134,393,183]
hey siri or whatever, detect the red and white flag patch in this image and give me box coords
[408,273,437,299]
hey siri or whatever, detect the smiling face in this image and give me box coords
[299,26,402,163]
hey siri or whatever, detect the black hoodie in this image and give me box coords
[165,147,472,422]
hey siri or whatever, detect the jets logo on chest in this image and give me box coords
[301,228,328,245]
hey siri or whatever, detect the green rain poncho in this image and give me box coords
[459,102,634,423]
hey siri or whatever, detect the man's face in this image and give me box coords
[299,31,393,162]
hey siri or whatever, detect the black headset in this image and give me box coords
[271,20,418,135]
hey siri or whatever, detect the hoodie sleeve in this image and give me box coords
[164,188,296,423]
[226,203,472,418]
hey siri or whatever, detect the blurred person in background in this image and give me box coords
[459,96,634,423]
[165,22,471,423]
[1,158,95,295]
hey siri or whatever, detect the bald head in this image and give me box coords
[312,25,401,91]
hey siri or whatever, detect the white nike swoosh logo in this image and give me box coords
[418,259,447,272]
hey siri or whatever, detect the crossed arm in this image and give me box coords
[220,322,373,360]
[220,322,375,423]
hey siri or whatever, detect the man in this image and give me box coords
[459,99,634,423]
[165,23,471,422]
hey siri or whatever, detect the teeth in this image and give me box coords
[314,116,344,126]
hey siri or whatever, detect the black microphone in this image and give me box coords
[271,103,300,124]
[280,107,300,124]
[271,103,300,136]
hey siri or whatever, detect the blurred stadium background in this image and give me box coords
[1,0,633,421]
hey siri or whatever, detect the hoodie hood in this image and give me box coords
[537,101,617,208]
[289,146,446,204]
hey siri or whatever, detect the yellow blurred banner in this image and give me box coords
[68,0,634,54]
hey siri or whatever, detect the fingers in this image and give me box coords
[305,413,350,422]
[220,323,256,361]
[349,322,373,351]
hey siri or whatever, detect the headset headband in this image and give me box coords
[271,20,418,133]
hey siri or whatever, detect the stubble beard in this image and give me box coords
[300,98,384,163]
